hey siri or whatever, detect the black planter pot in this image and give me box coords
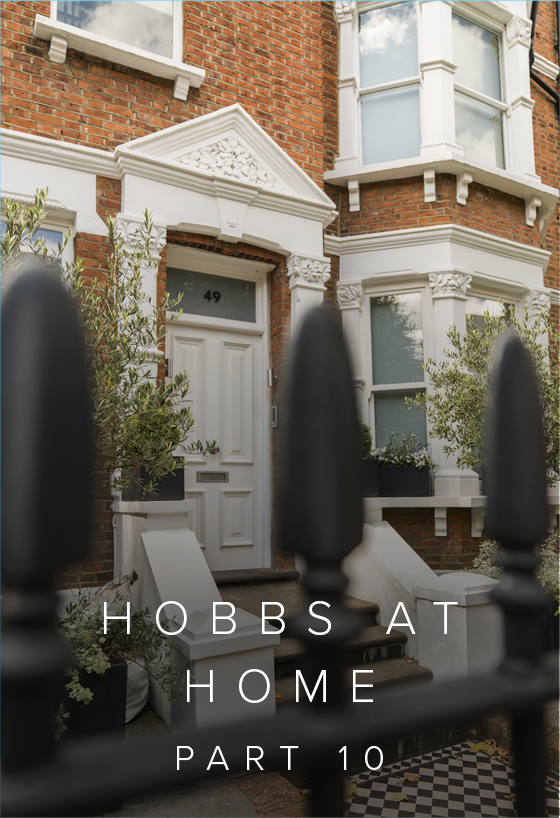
[362,459,380,497]
[378,464,431,497]
[62,661,128,739]
[60,662,127,815]
[121,456,184,502]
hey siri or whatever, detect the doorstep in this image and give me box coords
[212,568,300,587]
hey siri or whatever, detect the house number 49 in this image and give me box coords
[204,290,221,302]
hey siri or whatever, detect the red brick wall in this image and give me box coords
[336,175,543,248]
[382,508,486,572]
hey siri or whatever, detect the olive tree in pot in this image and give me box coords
[407,308,559,492]
[469,534,559,650]
[371,432,435,497]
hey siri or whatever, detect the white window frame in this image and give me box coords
[34,2,204,101]
[451,5,510,171]
[356,1,423,166]
[364,283,430,449]
[49,0,183,63]
[165,245,272,336]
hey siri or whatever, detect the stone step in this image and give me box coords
[212,568,300,586]
[274,625,408,678]
[275,658,433,705]
[220,580,379,626]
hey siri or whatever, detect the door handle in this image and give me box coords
[209,445,220,455]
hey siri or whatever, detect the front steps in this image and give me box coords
[218,575,433,707]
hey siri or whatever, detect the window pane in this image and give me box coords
[466,296,513,333]
[57,1,174,58]
[362,85,421,165]
[359,3,418,88]
[167,269,256,323]
[455,91,504,168]
[374,390,427,448]
[1,222,63,253]
[371,293,424,385]
[452,14,501,101]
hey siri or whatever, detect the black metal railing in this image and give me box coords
[2,263,558,817]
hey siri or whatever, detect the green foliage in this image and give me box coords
[470,533,559,614]
[60,575,192,705]
[1,189,216,496]
[360,421,373,459]
[408,309,559,483]
[371,432,435,470]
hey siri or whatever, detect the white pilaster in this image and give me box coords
[429,270,480,497]
[506,16,539,180]
[337,282,366,415]
[287,253,331,334]
[419,1,461,155]
[334,2,359,170]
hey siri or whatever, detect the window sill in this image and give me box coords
[34,14,205,101]
[324,152,558,237]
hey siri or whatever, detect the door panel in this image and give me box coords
[167,322,268,571]
[221,342,253,464]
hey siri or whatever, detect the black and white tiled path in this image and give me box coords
[345,739,560,817]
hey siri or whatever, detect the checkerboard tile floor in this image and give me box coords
[345,739,560,817]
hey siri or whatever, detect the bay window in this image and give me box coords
[452,12,507,169]
[330,1,556,225]
[369,292,427,447]
[359,3,421,164]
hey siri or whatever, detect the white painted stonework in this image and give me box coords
[113,501,279,731]
[344,518,504,682]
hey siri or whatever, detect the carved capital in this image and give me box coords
[334,0,357,23]
[507,16,532,48]
[287,254,331,289]
[521,289,551,315]
[429,272,472,298]
[337,282,363,309]
[114,216,167,261]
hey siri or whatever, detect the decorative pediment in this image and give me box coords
[115,104,333,208]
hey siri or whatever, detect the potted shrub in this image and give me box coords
[372,432,435,497]
[469,534,559,650]
[408,309,559,489]
[360,421,379,497]
[59,573,192,739]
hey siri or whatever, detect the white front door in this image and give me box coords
[165,251,272,571]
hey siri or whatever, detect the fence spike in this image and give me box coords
[1,262,91,772]
[486,331,550,817]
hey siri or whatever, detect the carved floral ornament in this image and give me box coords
[506,16,532,47]
[175,136,284,191]
[337,283,363,309]
[115,217,167,260]
[429,272,472,298]
[334,1,357,22]
[522,289,551,313]
[287,254,331,288]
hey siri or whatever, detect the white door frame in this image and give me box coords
[165,245,275,568]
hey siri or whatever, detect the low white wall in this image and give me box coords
[343,520,503,681]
